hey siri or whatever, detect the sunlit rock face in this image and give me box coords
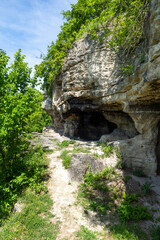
[42,0,160,176]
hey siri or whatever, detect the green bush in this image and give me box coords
[151,226,160,240]
[101,144,114,157]
[60,150,72,169]
[109,223,146,240]
[141,182,154,195]
[57,140,70,149]
[120,64,134,75]
[117,200,152,222]
[0,145,48,225]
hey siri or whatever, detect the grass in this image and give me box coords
[60,144,91,169]
[60,150,72,169]
[57,139,76,149]
[72,146,91,154]
[75,225,97,240]
[108,223,146,240]
[133,169,146,177]
[57,140,70,148]
[101,144,114,157]
[77,167,120,215]
[151,226,160,240]
[43,148,54,154]
[77,167,152,239]
[0,142,60,239]
[141,182,154,195]
[0,191,60,240]
[0,144,50,225]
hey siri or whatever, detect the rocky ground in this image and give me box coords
[31,128,160,240]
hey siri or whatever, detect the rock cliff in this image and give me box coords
[42,0,160,175]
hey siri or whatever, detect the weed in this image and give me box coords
[157,216,160,222]
[133,169,146,177]
[150,226,160,240]
[120,64,134,76]
[101,144,114,157]
[141,182,154,195]
[69,139,76,144]
[93,153,100,159]
[57,140,70,149]
[109,223,147,240]
[123,176,132,183]
[115,147,123,160]
[0,145,49,225]
[72,146,91,154]
[123,193,138,202]
[43,148,54,154]
[0,192,60,240]
[77,167,119,215]
[117,200,152,222]
[75,225,97,240]
[60,150,72,169]
[116,160,123,170]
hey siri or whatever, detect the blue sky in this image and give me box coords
[0,0,77,69]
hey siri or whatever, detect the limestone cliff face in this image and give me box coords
[42,0,160,175]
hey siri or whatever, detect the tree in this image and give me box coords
[0,49,50,171]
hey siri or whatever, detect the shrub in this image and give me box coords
[117,201,152,222]
[60,150,72,169]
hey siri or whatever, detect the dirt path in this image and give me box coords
[42,130,105,239]
[48,150,104,240]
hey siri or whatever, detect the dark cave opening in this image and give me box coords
[77,111,117,141]
[156,121,160,175]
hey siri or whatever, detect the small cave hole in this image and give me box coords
[156,121,160,175]
[77,111,117,141]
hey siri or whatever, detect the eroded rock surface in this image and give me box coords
[42,0,160,175]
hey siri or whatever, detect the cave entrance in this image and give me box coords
[77,111,117,141]
[156,121,160,175]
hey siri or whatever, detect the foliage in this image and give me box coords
[116,160,123,169]
[117,200,152,222]
[24,91,51,133]
[0,192,60,240]
[0,145,49,225]
[72,146,91,154]
[75,225,97,240]
[150,226,160,240]
[35,0,149,94]
[115,147,123,160]
[109,223,146,240]
[120,64,134,75]
[60,150,72,169]
[0,49,51,173]
[77,166,153,239]
[57,140,70,149]
[122,176,132,183]
[69,139,76,144]
[133,169,146,177]
[77,167,119,215]
[59,142,90,169]
[101,144,114,157]
[141,182,154,195]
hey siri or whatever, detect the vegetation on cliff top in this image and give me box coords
[35,0,149,96]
